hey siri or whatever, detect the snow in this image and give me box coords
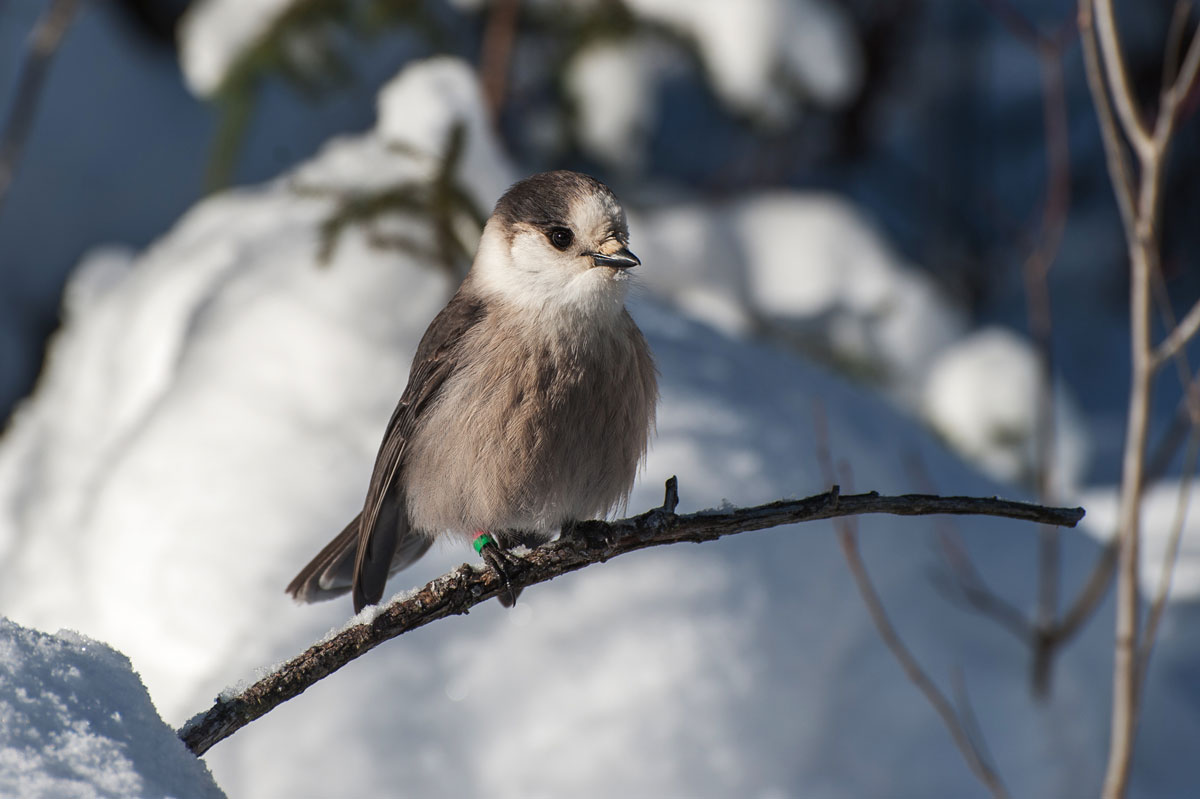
[626,201,756,338]
[179,0,862,127]
[635,197,1094,491]
[732,192,966,397]
[779,0,863,105]
[564,37,660,170]
[1080,480,1200,600]
[621,0,862,118]
[922,327,1092,494]
[634,192,969,402]
[374,57,517,207]
[619,0,864,118]
[0,58,504,716]
[0,618,224,799]
[178,0,302,96]
[1,54,1197,797]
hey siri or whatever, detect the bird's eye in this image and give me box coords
[548,227,574,251]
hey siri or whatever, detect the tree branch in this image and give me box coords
[478,0,521,123]
[1137,426,1199,695]
[0,0,80,218]
[1080,3,1200,796]
[1160,1,1193,93]
[1152,290,1200,368]
[836,510,1011,798]
[1093,0,1152,157]
[1157,12,1200,143]
[1079,0,1138,234]
[824,462,1012,799]
[178,479,1085,756]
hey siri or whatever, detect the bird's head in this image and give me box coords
[469,171,640,316]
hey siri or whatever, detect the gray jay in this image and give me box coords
[287,170,658,612]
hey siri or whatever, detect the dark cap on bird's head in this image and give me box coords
[494,171,625,233]
[489,171,638,272]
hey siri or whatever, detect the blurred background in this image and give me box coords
[2,0,1198,484]
[2,1,1200,796]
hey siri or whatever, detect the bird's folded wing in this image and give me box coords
[350,288,487,608]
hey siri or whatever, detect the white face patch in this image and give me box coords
[470,209,632,321]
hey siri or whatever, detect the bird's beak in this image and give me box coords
[588,247,641,270]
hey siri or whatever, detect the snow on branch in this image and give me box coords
[178,478,1085,756]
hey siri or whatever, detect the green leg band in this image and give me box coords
[473,532,495,555]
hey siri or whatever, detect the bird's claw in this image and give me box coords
[477,537,521,607]
[564,519,616,548]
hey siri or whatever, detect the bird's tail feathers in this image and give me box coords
[286,513,361,603]
[285,509,432,607]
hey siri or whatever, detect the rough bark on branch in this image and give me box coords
[178,479,1085,756]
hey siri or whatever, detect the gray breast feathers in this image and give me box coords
[403,306,657,542]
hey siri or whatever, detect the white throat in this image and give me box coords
[469,222,631,323]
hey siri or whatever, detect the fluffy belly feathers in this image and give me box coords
[402,310,655,542]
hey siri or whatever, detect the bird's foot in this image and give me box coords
[562,518,616,549]
[473,533,521,607]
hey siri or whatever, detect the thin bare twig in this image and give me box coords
[1145,371,1200,482]
[907,452,1034,645]
[177,479,1084,756]
[951,666,1002,781]
[1082,2,1145,790]
[823,460,1010,797]
[1149,261,1199,413]
[1079,0,1137,231]
[1093,0,1152,156]
[0,0,81,217]
[819,422,1010,798]
[1160,11,1200,136]
[1162,1,1194,91]
[974,0,1079,697]
[1137,427,1199,693]
[478,0,521,122]
[1135,245,1198,691]
[1026,37,1072,684]
[933,526,1034,645]
[835,511,1010,798]
[1154,299,1200,367]
[1081,1,1200,794]
[1101,112,1152,799]
[1133,254,1197,681]
[1051,538,1119,642]
[941,575,1035,645]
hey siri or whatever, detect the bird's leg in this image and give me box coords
[473,532,520,607]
